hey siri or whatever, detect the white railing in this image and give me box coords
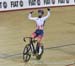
[0,0,75,11]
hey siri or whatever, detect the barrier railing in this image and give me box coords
[0,0,75,11]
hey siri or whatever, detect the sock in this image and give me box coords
[38,46,42,55]
[36,43,42,55]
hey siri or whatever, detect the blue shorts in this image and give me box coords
[34,29,44,37]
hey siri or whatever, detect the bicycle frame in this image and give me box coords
[23,37,36,54]
[23,37,44,62]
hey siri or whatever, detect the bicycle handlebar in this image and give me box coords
[24,37,32,39]
[23,37,37,43]
[23,37,32,42]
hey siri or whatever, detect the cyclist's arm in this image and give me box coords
[43,8,50,20]
[28,13,37,21]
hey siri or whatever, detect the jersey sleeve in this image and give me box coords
[43,11,50,20]
[28,13,37,21]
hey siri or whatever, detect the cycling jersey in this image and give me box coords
[28,11,50,30]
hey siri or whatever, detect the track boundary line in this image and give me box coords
[45,43,75,50]
[0,43,75,58]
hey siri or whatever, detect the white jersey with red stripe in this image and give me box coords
[28,11,50,30]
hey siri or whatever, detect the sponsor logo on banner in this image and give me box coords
[0,0,75,11]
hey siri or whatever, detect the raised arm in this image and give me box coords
[43,8,51,20]
[28,11,37,21]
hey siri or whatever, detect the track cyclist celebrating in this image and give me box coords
[28,8,50,57]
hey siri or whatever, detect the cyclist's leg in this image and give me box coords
[36,30,44,55]
[37,35,43,46]
[31,32,36,39]
[31,32,37,54]
[36,35,43,54]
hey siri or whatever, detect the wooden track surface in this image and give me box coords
[0,6,75,66]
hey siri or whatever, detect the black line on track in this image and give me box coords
[45,43,75,50]
[0,53,22,59]
[0,43,75,59]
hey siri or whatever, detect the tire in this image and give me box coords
[23,53,31,62]
[23,44,30,55]
[23,44,31,62]
[36,45,44,60]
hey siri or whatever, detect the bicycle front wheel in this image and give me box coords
[23,53,31,62]
[23,44,30,55]
[23,44,31,62]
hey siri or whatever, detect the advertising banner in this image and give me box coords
[0,0,75,11]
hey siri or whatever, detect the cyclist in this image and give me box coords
[28,8,50,56]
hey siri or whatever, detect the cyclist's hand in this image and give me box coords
[47,8,50,11]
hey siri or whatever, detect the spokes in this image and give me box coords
[23,44,31,62]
